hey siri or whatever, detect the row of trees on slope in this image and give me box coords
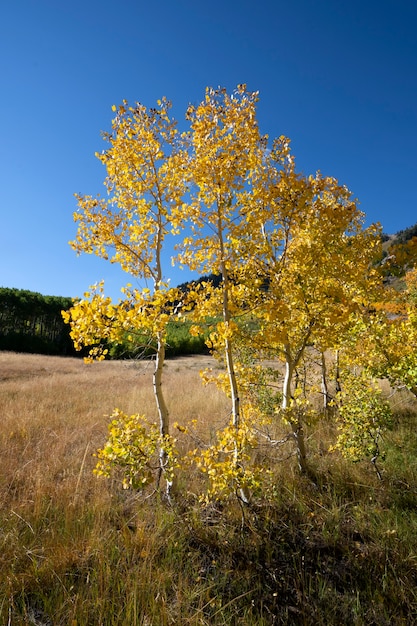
[64,85,417,502]
[0,286,212,358]
[0,288,75,355]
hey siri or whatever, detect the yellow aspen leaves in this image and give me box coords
[66,84,393,499]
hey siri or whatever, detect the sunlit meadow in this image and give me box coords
[2,351,417,625]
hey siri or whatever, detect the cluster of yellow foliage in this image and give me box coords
[191,420,267,502]
[94,409,178,490]
[66,84,416,501]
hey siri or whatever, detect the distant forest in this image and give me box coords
[394,222,417,244]
[1,223,416,357]
[0,276,220,358]
[0,288,75,355]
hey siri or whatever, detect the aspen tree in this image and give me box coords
[244,153,382,472]
[65,98,188,498]
[178,85,265,501]
[65,84,385,500]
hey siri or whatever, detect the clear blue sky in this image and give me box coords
[1,0,416,300]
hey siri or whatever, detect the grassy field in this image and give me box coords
[1,351,417,625]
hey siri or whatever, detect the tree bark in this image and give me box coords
[153,334,176,500]
[321,351,330,411]
[218,204,250,503]
[291,418,308,474]
[282,346,294,410]
[335,349,342,395]
[282,347,308,473]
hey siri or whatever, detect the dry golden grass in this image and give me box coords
[0,352,229,505]
[2,351,417,625]
[0,351,235,624]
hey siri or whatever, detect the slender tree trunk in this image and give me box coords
[321,351,330,411]
[153,226,176,500]
[282,347,294,410]
[153,332,176,500]
[225,338,240,429]
[218,213,239,429]
[282,347,308,473]
[224,333,250,503]
[291,418,308,474]
[335,349,342,395]
[218,204,250,503]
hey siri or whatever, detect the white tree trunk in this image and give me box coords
[282,346,294,410]
[218,206,249,503]
[153,333,175,500]
[282,348,308,473]
[335,349,342,395]
[321,351,330,411]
